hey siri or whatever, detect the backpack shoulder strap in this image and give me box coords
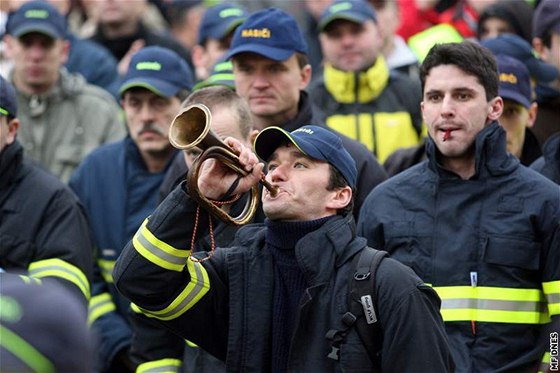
[348,247,388,365]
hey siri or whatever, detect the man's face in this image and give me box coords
[184,104,249,168]
[546,33,560,73]
[478,17,513,40]
[261,143,342,221]
[122,89,181,158]
[319,19,382,72]
[4,33,68,94]
[97,0,145,26]
[0,116,18,154]
[232,53,311,128]
[499,99,536,158]
[421,64,503,160]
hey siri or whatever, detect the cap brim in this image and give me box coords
[226,44,295,62]
[254,126,324,162]
[119,78,179,98]
[12,24,61,39]
[525,58,559,83]
[499,89,531,108]
[318,13,368,32]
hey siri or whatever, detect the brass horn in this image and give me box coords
[169,104,276,226]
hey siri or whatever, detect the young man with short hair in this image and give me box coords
[358,41,560,372]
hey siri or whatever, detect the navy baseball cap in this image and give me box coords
[6,0,66,39]
[254,125,357,189]
[318,0,377,32]
[193,59,235,91]
[533,0,560,39]
[226,8,308,62]
[0,76,17,118]
[119,46,194,98]
[496,55,532,109]
[480,34,558,83]
[197,3,248,45]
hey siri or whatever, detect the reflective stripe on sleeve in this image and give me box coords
[434,286,550,324]
[28,258,90,300]
[136,358,182,373]
[131,259,210,321]
[88,292,116,325]
[98,259,115,283]
[543,280,560,316]
[133,219,189,272]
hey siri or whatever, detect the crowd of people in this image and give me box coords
[0,0,559,372]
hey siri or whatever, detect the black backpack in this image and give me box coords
[326,247,388,367]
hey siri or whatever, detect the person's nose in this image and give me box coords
[339,32,355,48]
[252,72,270,89]
[138,103,155,123]
[440,95,456,119]
[268,164,287,183]
[28,42,46,60]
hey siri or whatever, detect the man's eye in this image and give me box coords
[267,164,277,171]
[294,162,306,169]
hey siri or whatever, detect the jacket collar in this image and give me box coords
[323,56,389,103]
[295,214,365,285]
[426,121,518,179]
[235,214,365,286]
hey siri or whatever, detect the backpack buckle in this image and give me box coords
[354,271,370,281]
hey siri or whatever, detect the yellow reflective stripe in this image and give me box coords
[134,259,210,321]
[0,325,55,373]
[28,259,90,300]
[185,340,198,347]
[434,286,550,324]
[136,358,182,373]
[435,286,545,301]
[543,280,560,316]
[98,259,115,283]
[88,293,116,325]
[131,303,143,314]
[133,219,189,271]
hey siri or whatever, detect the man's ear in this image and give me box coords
[248,129,260,147]
[327,186,352,211]
[532,37,547,60]
[299,64,312,90]
[6,118,20,145]
[487,96,503,121]
[60,39,70,65]
[191,45,209,80]
[526,102,538,128]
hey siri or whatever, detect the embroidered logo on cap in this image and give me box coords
[241,28,271,38]
[135,62,162,71]
[500,73,518,84]
[220,8,244,18]
[25,9,49,19]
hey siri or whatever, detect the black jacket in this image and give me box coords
[0,141,93,306]
[114,184,454,372]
